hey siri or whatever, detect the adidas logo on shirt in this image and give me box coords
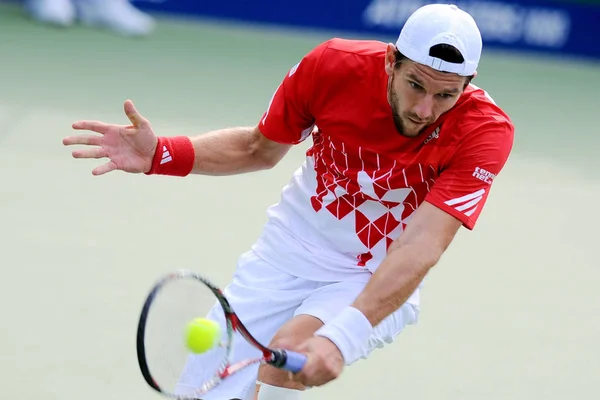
[423,128,440,145]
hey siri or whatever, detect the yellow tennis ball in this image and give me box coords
[185,318,221,354]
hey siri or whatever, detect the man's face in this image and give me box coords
[386,46,470,138]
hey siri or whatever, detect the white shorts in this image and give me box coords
[176,250,420,400]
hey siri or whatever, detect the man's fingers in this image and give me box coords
[92,161,118,176]
[291,370,318,388]
[124,99,148,128]
[72,120,111,134]
[72,147,108,159]
[62,134,102,147]
[290,371,303,384]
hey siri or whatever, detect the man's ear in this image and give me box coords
[385,43,397,76]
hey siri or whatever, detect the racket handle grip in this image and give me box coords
[281,351,307,373]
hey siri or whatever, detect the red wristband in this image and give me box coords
[145,136,195,177]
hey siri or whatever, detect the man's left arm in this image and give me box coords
[290,203,461,387]
[352,201,462,327]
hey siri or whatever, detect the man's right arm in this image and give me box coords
[189,125,292,176]
[64,41,328,177]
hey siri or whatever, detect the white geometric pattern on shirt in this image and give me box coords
[308,134,434,266]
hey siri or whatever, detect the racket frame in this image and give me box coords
[136,270,300,399]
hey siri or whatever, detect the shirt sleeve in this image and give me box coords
[257,41,330,144]
[425,120,514,230]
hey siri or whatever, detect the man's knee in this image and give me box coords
[267,314,324,350]
[268,335,302,351]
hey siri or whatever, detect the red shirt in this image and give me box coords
[253,38,514,275]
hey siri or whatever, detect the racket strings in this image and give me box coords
[142,278,230,397]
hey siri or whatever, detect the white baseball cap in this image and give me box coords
[395,4,482,76]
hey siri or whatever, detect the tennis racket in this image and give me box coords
[136,269,307,399]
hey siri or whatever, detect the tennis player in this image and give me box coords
[63,4,514,400]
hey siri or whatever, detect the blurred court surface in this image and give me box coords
[1,4,599,400]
